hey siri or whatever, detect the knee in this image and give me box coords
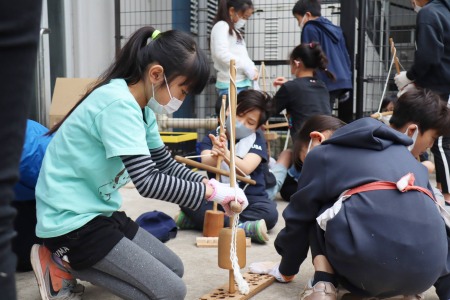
[172,255,184,278]
[170,277,187,300]
[264,210,278,230]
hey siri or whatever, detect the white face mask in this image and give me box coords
[404,125,419,152]
[413,1,422,13]
[298,15,308,36]
[225,117,254,140]
[306,139,313,155]
[235,17,246,30]
[147,75,183,115]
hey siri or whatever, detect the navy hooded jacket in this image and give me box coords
[407,0,450,95]
[301,16,352,93]
[275,118,449,298]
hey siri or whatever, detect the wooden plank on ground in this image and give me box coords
[196,237,251,248]
[198,272,275,300]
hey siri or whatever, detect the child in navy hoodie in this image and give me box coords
[292,0,352,109]
[251,89,450,299]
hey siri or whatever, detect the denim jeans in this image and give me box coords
[0,1,42,298]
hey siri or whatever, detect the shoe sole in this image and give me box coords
[30,244,51,300]
[258,219,269,242]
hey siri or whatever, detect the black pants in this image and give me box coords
[310,222,450,299]
[11,201,41,272]
[0,1,42,298]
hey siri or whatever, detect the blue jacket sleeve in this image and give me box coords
[274,148,331,276]
[407,13,444,80]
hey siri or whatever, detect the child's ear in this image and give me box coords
[147,65,165,85]
[406,124,418,137]
[309,131,326,143]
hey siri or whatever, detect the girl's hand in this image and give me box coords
[273,76,287,87]
[252,68,259,81]
[209,134,228,158]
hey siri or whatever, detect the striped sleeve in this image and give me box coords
[121,154,205,210]
[149,145,205,183]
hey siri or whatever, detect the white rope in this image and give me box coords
[229,213,250,294]
[377,48,396,114]
[227,67,249,295]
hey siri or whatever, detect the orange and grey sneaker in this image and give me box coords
[30,244,84,300]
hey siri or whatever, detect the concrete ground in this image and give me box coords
[16,185,441,300]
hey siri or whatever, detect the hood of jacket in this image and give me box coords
[434,0,450,11]
[305,16,342,43]
[322,117,412,151]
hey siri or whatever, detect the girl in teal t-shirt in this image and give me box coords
[31,27,249,300]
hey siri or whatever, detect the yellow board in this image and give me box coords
[199,272,275,300]
[160,132,197,143]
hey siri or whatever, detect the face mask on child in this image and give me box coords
[147,75,183,114]
[306,139,313,155]
[235,17,246,30]
[225,117,254,140]
[404,125,419,152]
[298,14,309,36]
[413,0,422,13]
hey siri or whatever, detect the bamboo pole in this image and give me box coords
[389,38,401,75]
[213,96,227,212]
[174,156,256,185]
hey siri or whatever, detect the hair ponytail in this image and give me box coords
[289,42,335,81]
[47,26,209,135]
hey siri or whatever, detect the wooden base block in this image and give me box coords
[198,272,275,300]
[196,237,251,248]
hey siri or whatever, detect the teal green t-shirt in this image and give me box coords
[36,79,163,238]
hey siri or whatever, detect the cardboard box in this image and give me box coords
[49,78,96,127]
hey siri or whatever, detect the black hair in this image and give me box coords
[292,0,322,17]
[213,0,253,40]
[380,93,397,112]
[293,115,346,169]
[290,42,335,80]
[236,89,273,127]
[48,26,210,135]
[389,88,450,136]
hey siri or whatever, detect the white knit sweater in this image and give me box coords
[210,21,256,87]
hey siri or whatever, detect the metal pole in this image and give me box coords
[339,0,357,122]
[114,0,121,57]
[356,0,367,119]
[37,28,50,127]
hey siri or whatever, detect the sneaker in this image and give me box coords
[300,279,337,300]
[31,244,84,300]
[238,219,269,243]
[174,211,196,229]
